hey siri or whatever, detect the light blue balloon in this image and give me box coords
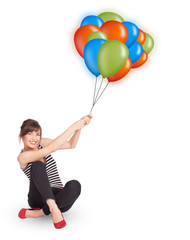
[129,42,143,64]
[122,21,139,48]
[80,15,104,28]
[84,39,106,76]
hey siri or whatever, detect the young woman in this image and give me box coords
[17,114,93,229]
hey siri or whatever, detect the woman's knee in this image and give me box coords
[66,180,81,196]
[31,161,45,175]
[31,161,44,168]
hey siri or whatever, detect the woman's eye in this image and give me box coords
[28,132,32,135]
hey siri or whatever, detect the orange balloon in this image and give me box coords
[136,29,146,45]
[74,25,101,58]
[100,21,128,43]
[107,58,132,82]
[132,51,148,68]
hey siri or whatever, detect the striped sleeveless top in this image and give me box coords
[21,144,63,188]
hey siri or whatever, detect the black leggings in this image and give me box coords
[27,161,81,215]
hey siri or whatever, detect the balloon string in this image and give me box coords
[93,76,98,104]
[89,103,94,114]
[89,76,98,114]
[94,81,109,105]
[89,79,109,114]
[89,76,99,114]
[94,75,104,103]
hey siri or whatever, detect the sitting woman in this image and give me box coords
[17,114,93,229]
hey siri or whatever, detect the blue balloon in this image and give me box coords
[80,15,104,28]
[129,42,143,64]
[84,39,106,76]
[122,21,139,48]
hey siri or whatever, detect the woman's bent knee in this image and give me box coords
[31,161,44,167]
[67,180,81,196]
[31,161,45,175]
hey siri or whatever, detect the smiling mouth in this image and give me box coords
[29,141,37,145]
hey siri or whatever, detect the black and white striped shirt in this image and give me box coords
[21,144,63,188]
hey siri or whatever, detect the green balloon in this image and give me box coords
[97,40,129,78]
[87,31,108,42]
[142,33,154,54]
[98,12,124,23]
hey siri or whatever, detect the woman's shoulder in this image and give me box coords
[17,149,25,159]
[18,144,43,158]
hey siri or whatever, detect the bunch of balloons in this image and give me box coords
[74,11,154,112]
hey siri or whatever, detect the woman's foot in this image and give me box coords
[25,209,45,218]
[51,208,66,229]
[18,208,44,219]
[47,199,66,228]
[50,207,64,223]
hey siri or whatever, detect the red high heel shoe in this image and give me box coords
[18,208,41,219]
[53,210,66,229]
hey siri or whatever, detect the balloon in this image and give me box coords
[74,25,101,58]
[98,12,124,22]
[100,21,128,43]
[87,31,108,42]
[80,15,104,28]
[128,42,143,64]
[122,21,139,48]
[136,29,146,45]
[107,58,132,82]
[142,32,154,54]
[97,40,129,78]
[84,39,107,77]
[74,12,154,92]
[132,50,148,68]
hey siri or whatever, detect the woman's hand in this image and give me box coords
[73,114,93,130]
[81,114,93,126]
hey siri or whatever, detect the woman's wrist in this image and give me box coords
[72,120,85,130]
[71,122,78,131]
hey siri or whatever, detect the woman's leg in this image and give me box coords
[29,161,55,202]
[58,180,81,213]
[28,175,47,209]
[27,161,63,223]
[26,173,46,218]
[43,180,81,215]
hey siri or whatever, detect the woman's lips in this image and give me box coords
[29,141,37,145]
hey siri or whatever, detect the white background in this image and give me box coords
[0,0,190,239]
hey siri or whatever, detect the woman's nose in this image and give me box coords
[31,133,37,140]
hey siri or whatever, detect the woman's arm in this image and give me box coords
[60,129,82,149]
[49,118,87,151]
[18,115,93,168]
[64,114,92,149]
[40,130,81,150]
[17,120,84,168]
[17,144,54,169]
[40,114,92,149]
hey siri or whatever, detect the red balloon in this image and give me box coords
[74,25,101,58]
[100,21,128,43]
[136,29,146,45]
[107,58,132,82]
[132,51,148,68]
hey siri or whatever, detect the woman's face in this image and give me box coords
[22,130,41,150]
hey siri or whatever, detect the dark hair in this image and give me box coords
[19,119,42,142]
